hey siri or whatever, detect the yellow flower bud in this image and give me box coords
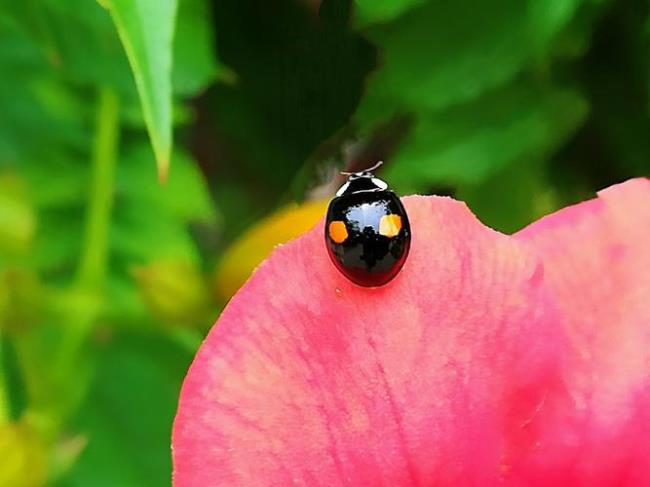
[133,260,210,326]
[0,421,47,487]
[0,174,36,256]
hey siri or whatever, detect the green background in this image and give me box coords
[0,0,648,485]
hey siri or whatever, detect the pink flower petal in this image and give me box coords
[173,179,650,486]
[512,178,650,485]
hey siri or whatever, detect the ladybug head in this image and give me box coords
[336,162,389,197]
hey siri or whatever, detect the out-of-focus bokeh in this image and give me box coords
[0,0,648,485]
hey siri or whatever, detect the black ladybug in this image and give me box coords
[325,162,411,287]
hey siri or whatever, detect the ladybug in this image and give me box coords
[325,162,411,287]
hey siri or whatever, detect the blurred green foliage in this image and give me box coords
[0,0,648,485]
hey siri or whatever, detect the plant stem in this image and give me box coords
[16,87,121,466]
[77,86,120,288]
[0,332,9,422]
[45,86,120,431]
[63,85,120,372]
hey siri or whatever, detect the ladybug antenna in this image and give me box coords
[340,160,384,176]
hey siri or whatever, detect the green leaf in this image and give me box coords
[356,0,585,122]
[100,0,178,180]
[25,144,215,324]
[527,0,591,51]
[173,0,220,96]
[353,0,427,26]
[32,209,84,272]
[41,0,138,95]
[33,0,217,101]
[0,13,84,161]
[21,153,88,209]
[111,205,200,264]
[56,331,193,487]
[0,13,47,73]
[457,160,559,233]
[116,145,215,222]
[383,83,588,192]
[111,144,217,263]
[111,145,217,321]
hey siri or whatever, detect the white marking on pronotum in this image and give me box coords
[371,178,388,190]
[336,181,350,197]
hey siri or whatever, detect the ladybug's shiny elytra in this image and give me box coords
[325,162,411,287]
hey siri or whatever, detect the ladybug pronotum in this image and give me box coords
[324,162,411,287]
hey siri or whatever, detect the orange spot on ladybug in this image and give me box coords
[379,214,402,238]
[329,221,348,244]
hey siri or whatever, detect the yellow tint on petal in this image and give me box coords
[379,214,402,237]
[214,200,329,300]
